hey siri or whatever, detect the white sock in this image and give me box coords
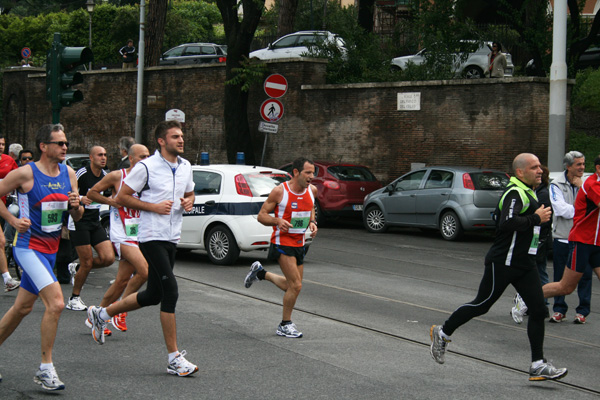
[168,351,180,363]
[2,272,11,283]
[99,308,111,322]
[532,359,544,368]
[39,362,53,371]
[439,328,451,341]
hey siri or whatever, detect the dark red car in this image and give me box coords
[279,161,382,224]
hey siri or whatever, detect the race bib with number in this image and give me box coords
[528,225,540,255]
[41,201,68,233]
[124,217,139,240]
[289,211,311,234]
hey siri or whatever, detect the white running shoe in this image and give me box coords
[65,295,87,311]
[34,367,65,391]
[87,306,107,345]
[167,350,199,376]
[511,293,528,324]
[68,262,79,286]
[276,322,303,338]
[4,277,20,292]
[244,261,263,288]
[529,360,568,381]
[430,325,451,364]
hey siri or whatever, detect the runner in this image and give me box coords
[85,144,150,333]
[244,157,318,338]
[0,123,83,390]
[86,120,198,376]
[66,146,115,311]
[0,135,20,292]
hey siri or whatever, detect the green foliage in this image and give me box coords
[0,1,223,68]
[568,130,600,171]
[225,57,268,91]
[572,68,600,113]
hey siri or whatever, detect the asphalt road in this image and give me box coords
[0,220,598,399]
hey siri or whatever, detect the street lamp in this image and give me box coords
[86,0,95,70]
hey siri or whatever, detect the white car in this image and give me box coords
[249,30,345,60]
[391,41,514,79]
[179,164,313,265]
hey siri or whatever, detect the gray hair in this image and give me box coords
[35,123,64,154]
[119,136,135,153]
[563,151,585,169]
[8,143,22,155]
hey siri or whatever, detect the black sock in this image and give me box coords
[281,320,291,326]
[257,269,266,280]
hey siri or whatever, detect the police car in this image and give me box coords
[179,164,313,265]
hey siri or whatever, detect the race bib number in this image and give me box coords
[42,201,67,233]
[85,201,102,210]
[289,211,310,234]
[124,217,139,240]
[528,226,540,255]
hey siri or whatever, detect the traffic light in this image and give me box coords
[46,32,93,123]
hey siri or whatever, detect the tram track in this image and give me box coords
[178,273,600,396]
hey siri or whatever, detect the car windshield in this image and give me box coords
[164,47,184,57]
[327,166,377,181]
[469,172,509,190]
[66,157,89,170]
[245,172,290,197]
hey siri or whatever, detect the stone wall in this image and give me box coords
[2,61,568,183]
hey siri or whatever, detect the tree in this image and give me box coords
[277,0,299,37]
[567,0,600,74]
[144,0,168,67]
[217,0,264,164]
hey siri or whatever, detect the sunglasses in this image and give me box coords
[21,157,33,161]
[44,141,69,148]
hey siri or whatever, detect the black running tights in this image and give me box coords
[442,261,546,362]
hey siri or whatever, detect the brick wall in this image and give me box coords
[2,61,568,183]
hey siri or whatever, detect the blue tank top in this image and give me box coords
[15,163,71,254]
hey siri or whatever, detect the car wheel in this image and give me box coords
[314,201,326,226]
[364,205,387,233]
[464,66,484,79]
[206,225,240,265]
[440,211,464,241]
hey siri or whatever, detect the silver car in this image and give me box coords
[391,41,514,79]
[249,30,345,60]
[362,166,509,240]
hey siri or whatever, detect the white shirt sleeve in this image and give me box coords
[123,162,148,193]
[185,166,195,193]
[550,182,575,219]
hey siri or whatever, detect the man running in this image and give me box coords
[244,157,318,338]
[429,153,567,382]
[86,144,150,333]
[0,123,83,390]
[0,135,20,291]
[66,145,115,311]
[542,155,600,306]
[87,120,198,377]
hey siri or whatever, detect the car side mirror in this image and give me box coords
[268,43,274,50]
[385,183,395,194]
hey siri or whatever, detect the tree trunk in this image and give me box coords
[357,0,375,32]
[217,0,265,164]
[277,0,300,37]
[145,0,168,67]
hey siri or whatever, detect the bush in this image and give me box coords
[572,68,600,113]
[568,130,600,171]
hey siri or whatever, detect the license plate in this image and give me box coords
[352,204,363,211]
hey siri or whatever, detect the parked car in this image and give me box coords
[159,43,227,66]
[391,41,514,79]
[362,166,510,240]
[249,30,345,60]
[279,161,382,225]
[178,164,313,265]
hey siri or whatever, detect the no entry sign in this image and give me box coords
[260,99,284,122]
[263,74,288,98]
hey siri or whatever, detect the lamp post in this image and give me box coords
[86,0,95,70]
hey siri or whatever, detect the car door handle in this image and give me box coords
[204,200,215,206]
[410,194,416,197]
